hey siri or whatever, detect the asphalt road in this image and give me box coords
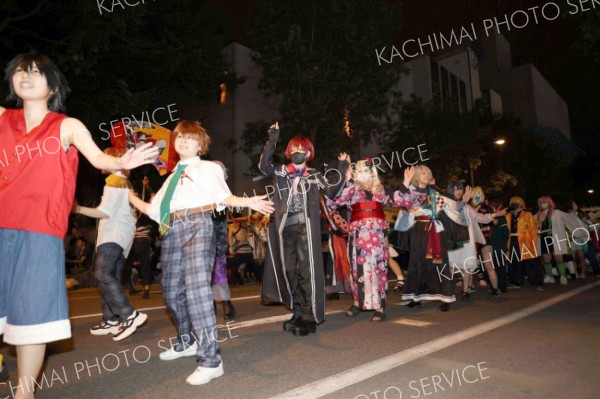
[1,278,599,399]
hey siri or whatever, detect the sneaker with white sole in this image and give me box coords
[90,320,120,336]
[186,363,224,385]
[543,275,555,284]
[560,276,568,285]
[159,342,198,361]
[112,311,148,342]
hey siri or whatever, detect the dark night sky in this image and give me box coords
[2,0,598,202]
[216,0,599,149]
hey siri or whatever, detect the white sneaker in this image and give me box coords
[186,363,224,385]
[90,320,120,336]
[543,275,555,284]
[112,311,148,342]
[560,276,568,285]
[159,342,198,361]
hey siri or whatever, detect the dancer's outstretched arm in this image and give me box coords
[259,122,279,177]
[61,117,159,171]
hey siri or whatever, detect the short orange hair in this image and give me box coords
[172,120,211,156]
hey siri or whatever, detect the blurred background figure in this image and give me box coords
[211,161,235,322]
[0,353,9,382]
[124,164,162,298]
[228,213,259,285]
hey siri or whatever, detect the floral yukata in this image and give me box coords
[329,183,391,310]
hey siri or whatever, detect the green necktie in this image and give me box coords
[159,163,188,234]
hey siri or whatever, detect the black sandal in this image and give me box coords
[370,311,386,322]
[346,305,360,317]
[393,280,405,293]
[438,303,450,312]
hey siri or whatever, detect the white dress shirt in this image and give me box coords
[147,156,232,224]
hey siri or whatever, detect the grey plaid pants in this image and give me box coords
[161,212,221,368]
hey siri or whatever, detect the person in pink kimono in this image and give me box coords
[329,158,390,322]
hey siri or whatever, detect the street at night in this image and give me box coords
[1,280,599,399]
[1,1,600,398]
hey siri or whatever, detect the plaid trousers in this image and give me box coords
[161,211,221,368]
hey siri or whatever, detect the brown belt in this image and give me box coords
[169,204,217,223]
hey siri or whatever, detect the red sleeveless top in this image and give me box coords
[0,108,79,239]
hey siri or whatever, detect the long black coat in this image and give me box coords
[258,136,348,323]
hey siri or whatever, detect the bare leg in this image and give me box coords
[15,344,46,399]
[461,272,471,298]
[389,257,404,293]
[388,257,403,280]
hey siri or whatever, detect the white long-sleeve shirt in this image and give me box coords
[147,156,232,224]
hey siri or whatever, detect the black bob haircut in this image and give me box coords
[5,53,70,113]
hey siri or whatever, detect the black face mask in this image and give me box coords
[509,203,520,211]
[291,152,306,165]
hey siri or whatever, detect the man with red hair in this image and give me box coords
[259,122,349,336]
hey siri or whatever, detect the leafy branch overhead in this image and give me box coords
[244,0,405,167]
[0,0,233,138]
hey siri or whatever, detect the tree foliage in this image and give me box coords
[242,0,405,168]
[0,0,235,203]
[380,97,482,189]
[0,0,234,135]
[379,97,574,205]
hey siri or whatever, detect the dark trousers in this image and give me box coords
[228,252,261,283]
[507,241,543,286]
[586,243,600,276]
[494,254,509,293]
[123,237,152,286]
[282,223,314,321]
[94,243,134,322]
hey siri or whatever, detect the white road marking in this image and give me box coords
[230,310,345,330]
[69,292,260,302]
[267,281,600,399]
[69,306,168,320]
[69,291,164,301]
[69,306,343,325]
[391,318,435,327]
[230,295,261,301]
